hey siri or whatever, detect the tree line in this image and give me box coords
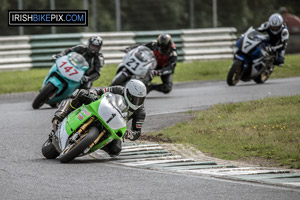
[1,0,299,36]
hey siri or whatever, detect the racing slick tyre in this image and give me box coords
[253,71,269,84]
[227,60,243,86]
[32,82,57,109]
[58,126,100,163]
[42,138,60,159]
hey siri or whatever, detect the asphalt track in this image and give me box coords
[1,77,300,200]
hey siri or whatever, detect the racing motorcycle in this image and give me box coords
[32,52,89,109]
[110,46,157,89]
[42,92,127,163]
[227,27,275,86]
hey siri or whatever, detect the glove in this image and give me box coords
[150,70,159,79]
[81,76,89,83]
[124,130,141,141]
[265,46,274,54]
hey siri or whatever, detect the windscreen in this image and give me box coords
[135,46,155,62]
[247,31,268,41]
[106,93,128,118]
[68,52,89,69]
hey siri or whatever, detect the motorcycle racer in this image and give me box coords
[257,13,289,66]
[54,35,105,89]
[126,34,178,94]
[51,79,147,157]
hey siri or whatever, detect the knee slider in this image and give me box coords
[274,56,284,65]
[162,84,172,94]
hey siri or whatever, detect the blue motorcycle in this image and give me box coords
[32,52,89,109]
[227,27,275,86]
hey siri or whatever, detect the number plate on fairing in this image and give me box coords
[56,57,84,82]
[98,97,126,130]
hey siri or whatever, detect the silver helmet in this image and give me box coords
[268,13,284,34]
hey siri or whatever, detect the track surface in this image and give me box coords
[1,77,300,199]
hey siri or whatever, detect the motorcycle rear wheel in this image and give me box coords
[42,138,60,159]
[227,60,243,86]
[32,82,57,109]
[58,126,100,163]
[253,71,269,84]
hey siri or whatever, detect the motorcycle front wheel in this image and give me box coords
[227,59,243,86]
[58,126,100,163]
[32,82,57,109]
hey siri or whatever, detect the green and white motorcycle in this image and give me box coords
[42,92,128,163]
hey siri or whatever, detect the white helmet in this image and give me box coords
[124,79,147,110]
[268,13,284,34]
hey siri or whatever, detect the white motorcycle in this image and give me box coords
[111,46,157,89]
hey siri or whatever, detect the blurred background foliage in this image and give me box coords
[1,0,299,35]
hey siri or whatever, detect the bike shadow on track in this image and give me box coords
[230,81,280,87]
[34,157,112,164]
[146,96,173,100]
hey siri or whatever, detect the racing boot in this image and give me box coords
[147,83,172,94]
[52,89,98,132]
[52,99,74,132]
[101,140,122,157]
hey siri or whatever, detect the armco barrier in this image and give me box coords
[30,33,82,68]
[0,28,236,70]
[81,32,136,64]
[0,36,32,70]
[181,28,237,60]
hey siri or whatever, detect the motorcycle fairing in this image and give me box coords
[54,94,127,153]
[241,27,262,54]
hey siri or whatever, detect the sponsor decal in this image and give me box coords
[78,113,84,121]
[82,109,90,117]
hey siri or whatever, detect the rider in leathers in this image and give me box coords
[55,36,105,89]
[51,80,146,157]
[257,13,289,66]
[126,34,177,94]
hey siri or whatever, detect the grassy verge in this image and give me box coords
[150,95,300,169]
[0,54,300,95]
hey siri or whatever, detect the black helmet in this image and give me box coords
[87,35,103,54]
[157,34,173,54]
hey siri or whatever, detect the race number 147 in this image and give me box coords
[59,61,78,76]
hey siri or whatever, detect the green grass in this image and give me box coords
[0,54,299,94]
[0,64,117,95]
[151,95,300,169]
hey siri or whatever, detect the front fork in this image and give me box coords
[234,54,249,78]
[70,116,95,142]
[64,116,106,155]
